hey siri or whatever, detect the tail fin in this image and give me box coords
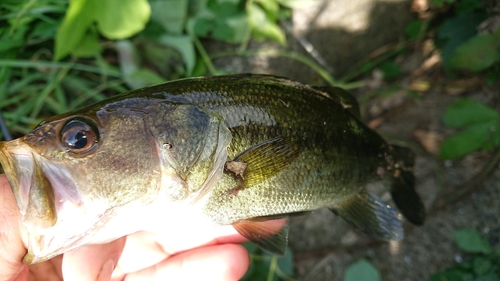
[387,145,425,225]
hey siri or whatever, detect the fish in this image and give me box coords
[0,74,425,264]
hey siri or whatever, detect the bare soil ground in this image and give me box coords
[209,0,500,280]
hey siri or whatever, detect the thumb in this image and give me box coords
[0,174,28,280]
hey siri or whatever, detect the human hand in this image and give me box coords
[0,173,250,281]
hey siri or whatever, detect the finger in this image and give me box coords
[28,256,63,281]
[112,231,168,277]
[123,244,250,281]
[62,237,126,281]
[114,225,247,275]
[0,174,28,280]
[153,224,246,254]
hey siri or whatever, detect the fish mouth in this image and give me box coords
[0,139,35,215]
[0,139,105,264]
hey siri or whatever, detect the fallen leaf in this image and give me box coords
[368,117,384,129]
[409,80,430,92]
[413,129,443,154]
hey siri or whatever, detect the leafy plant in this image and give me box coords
[439,99,500,160]
[430,229,499,281]
[0,0,310,139]
[55,0,151,60]
[448,31,500,73]
[344,259,381,281]
[0,0,124,139]
[241,242,295,281]
[433,0,500,73]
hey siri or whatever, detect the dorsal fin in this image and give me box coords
[314,86,361,118]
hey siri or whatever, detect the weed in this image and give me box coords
[430,229,499,281]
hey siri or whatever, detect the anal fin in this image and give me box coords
[330,189,403,241]
[233,218,289,255]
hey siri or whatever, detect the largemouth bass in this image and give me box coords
[0,74,424,264]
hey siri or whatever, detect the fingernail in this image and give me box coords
[97,259,115,281]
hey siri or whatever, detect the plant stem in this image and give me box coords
[267,255,278,281]
[211,49,361,88]
[192,36,218,76]
[339,42,407,82]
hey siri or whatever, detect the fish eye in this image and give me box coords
[60,119,98,154]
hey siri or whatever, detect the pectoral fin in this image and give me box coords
[233,218,289,255]
[330,189,403,240]
[230,137,301,188]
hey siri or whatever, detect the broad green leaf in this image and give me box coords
[276,0,318,9]
[193,17,215,37]
[249,3,285,44]
[141,39,183,77]
[212,21,235,42]
[94,0,151,39]
[439,121,497,159]
[430,269,467,281]
[443,99,499,128]
[437,12,486,64]
[241,245,294,281]
[71,28,102,58]
[255,0,279,21]
[344,259,381,281]
[157,34,195,75]
[485,65,500,86]
[242,242,259,254]
[208,2,241,18]
[454,229,493,254]
[448,34,500,72]
[379,61,402,79]
[473,256,492,276]
[150,0,188,35]
[457,0,483,14]
[475,273,500,281]
[191,57,207,77]
[405,20,425,41]
[54,0,95,60]
[276,247,294,277]
[222,14,249,43]
[482,124,500,151]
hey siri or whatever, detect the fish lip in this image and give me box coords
[1,139,111,264]
[0,139,34,213]
[0,139,62,264]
